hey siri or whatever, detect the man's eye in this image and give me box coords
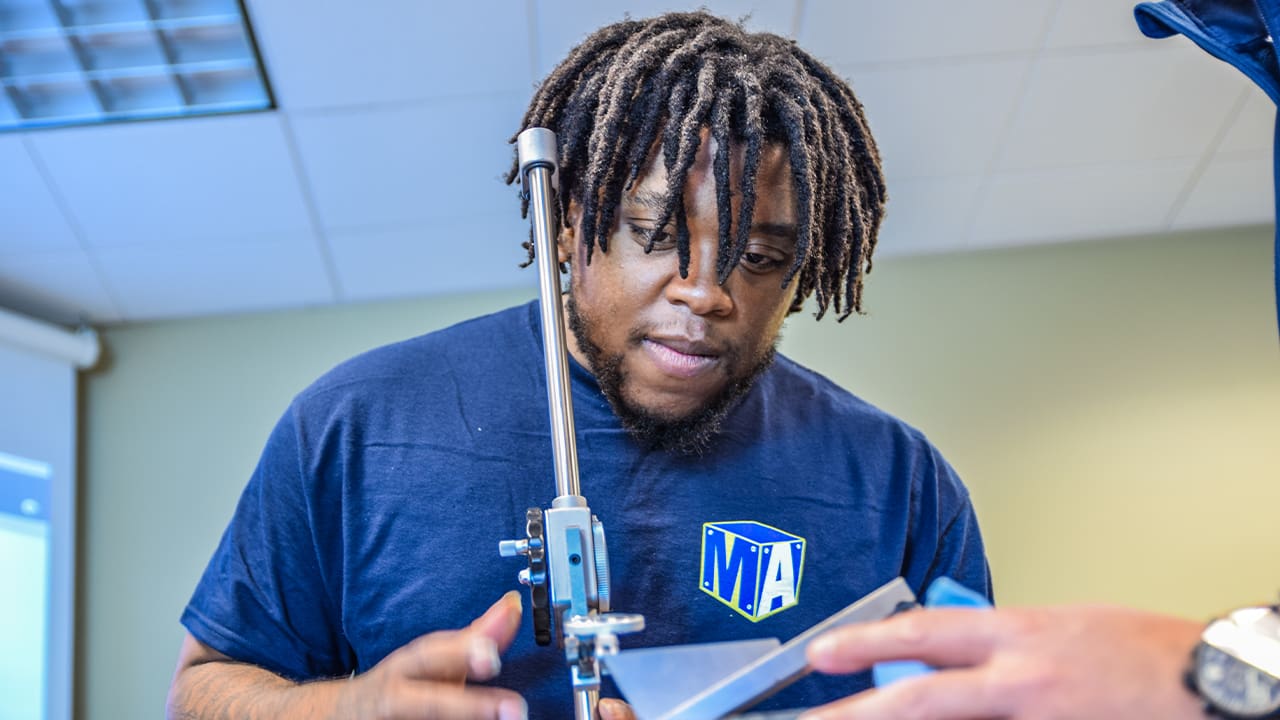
[628,223,675,249]
[740,252,784,272]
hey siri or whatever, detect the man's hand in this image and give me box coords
[800,604,1209,720]
[167,591,529,720]
[335,591,528,720]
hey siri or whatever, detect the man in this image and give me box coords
[166,12,991,720]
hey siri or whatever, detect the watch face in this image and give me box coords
[1197,644,1280,718]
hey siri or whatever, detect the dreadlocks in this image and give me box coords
[506,11,886,320]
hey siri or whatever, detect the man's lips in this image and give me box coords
[641,337,720,378]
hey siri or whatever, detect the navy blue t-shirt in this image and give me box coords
[182,301,992,716]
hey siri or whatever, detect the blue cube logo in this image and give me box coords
[700,521,806,622]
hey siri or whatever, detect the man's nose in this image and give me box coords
[663,237,733,317]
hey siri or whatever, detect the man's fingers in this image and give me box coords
[396,630,502,683]
[385,684,528,720]
[799,667,1006,720]
[470,591,524,652]
[808,608,1001,673]
[598,698,637,720]
[394,593,522,682]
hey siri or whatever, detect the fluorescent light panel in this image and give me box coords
[0,0,273,131]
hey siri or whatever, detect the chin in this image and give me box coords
[626,391,710,422]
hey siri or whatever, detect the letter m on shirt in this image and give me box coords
[700,521,805,622]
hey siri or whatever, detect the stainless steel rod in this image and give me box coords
[575,688,599,720]
[519,128,581,499]
[521,127,595,720]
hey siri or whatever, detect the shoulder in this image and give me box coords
[763,355,930,444]
[757,355,970,497]
[300,302,536,401]
[276,303,540,436]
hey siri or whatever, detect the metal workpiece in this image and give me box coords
[731,711,806,720]
[605,578,918,720]
[605,639,781,720]
[662,578,916,719]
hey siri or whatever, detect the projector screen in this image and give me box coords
[0,340,76,720]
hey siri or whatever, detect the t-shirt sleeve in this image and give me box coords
[926,491,993,602]
[901,444,995,604]
[180,404,350,680]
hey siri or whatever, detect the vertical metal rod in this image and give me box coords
[520,127,595,720]
[575,688,599,720]
[520,128,581,500]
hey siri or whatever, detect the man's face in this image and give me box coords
[560,134,799,450]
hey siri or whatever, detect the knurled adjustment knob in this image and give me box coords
[591,515,610,613]
[522,507,552,646]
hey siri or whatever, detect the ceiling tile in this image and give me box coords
[27,113,314,248]
[534,1,797,79]
[799,0,1055,66]
[848,58,1030,180]
[248,0,533,110]
[93,233,334,321]
[1000,43,1246,171]
[289,94,527,231]
[1171,153,1274,231]
[973,158,1199,247]
[328,218,537,302]
[1218,88,1275,156]
[0,135,80,254]
[877,175,984,256]
[1043,0,1152,49]
[0,248,121,324]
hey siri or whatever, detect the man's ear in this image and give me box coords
[558,199,582,265]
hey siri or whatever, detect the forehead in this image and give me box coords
[622,133,795,223]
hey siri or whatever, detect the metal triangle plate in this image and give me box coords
[604,638,781,720]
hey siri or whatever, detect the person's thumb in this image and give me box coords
[598,698,637,720]
[469,591,524,651]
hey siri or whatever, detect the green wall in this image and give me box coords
[80,226,1279,718]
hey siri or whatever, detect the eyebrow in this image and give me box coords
[621,189,667,210]
[621,191,796,243]
[752,222,797,243]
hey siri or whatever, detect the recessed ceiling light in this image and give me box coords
[0,0,274,132]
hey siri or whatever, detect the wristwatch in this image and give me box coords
[1186,605,1280,719]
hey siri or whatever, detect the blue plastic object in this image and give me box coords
[871,577,992,688]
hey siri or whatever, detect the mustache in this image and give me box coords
[628,322,722,346]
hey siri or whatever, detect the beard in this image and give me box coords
[565,294,778,456]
